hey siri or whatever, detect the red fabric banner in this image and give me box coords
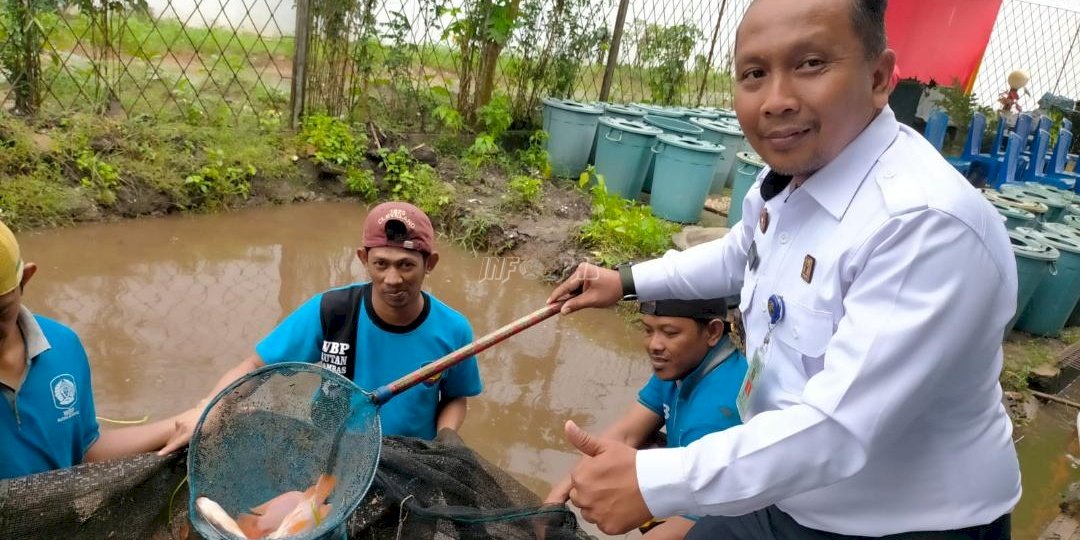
[885,0,1003,89]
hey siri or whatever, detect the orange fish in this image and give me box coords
[267,474,336,539]
[195,497,248,538]
[197,474,336,540]
[240,490,305,535]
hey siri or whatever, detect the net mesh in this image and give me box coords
[188,362,381,540]
[0,365,593,540]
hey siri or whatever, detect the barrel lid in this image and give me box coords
[603,104,646,117]
[1041,222,1080,238]
[643,114,704,134]
[689,116,743,136]
[1000,184,1069,208]
[992,200,1034,220]
[542,97,603,114]
[598,116,663,136]
[735,151,766,168]
[985,191,1050,215]
[1022,181,1076,203]
[680,107,720,119]
[1020,227,1080,255]
[656,133,725,153]
[630,103,684,117]
[1009,228,1060,261]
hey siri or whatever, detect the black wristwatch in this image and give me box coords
[616,263,637,301]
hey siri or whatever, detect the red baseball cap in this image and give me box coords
[362,201,435,255]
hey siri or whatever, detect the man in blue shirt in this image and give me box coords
[544,297,746,540]
[0,220,196,479]
[165,201,482,450]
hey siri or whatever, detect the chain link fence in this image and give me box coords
[0,0,1076,130]
[971,0,1080,114]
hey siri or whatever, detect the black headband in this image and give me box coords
[639,298,729,320]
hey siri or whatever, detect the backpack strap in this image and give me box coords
[318,284,366,380]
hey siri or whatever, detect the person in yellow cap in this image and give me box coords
[0,220,198,479]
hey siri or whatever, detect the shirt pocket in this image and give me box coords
[772,299,833,378]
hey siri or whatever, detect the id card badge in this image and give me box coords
[736,295,785,421]
[736,346,765,420]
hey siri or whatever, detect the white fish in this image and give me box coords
[196,496,249,538]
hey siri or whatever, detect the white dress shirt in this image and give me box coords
[631,106,1021,536]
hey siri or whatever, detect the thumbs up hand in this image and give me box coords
[564,420,654,535]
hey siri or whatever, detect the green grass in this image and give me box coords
[1002,327,1080,393]
[0,166,85,230]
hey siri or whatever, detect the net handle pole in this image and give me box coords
[371,288,580,404]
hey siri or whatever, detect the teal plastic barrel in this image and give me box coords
[592,117,663,200]
[690,117,744,194]
[1001,184,1070,222]
[727,152,767,226]
[641,115,705,193]
[631,103,685,118]
[1015,227,1080,336]
[681,107,721,120]
[1007,228,1059,335]
[603,104,646,122]
[649,134,725,223]
[541,98,604,178]
[713,108,737,119]
[991,200,1035,230]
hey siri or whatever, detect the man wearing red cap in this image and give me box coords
[164,202,482,452]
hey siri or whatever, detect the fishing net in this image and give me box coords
[188,362,380,540]
[0,365,593,540]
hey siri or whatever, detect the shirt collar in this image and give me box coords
[18,306,51,361]
[761,106,900,220]
[676,336,735,394]
[800,106,900,220]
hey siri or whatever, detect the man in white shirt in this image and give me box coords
[545,0,1020,537]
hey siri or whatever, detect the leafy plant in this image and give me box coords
[577,170,679,267]
[378,146,452,216]
[464,93,514,167]
[475,94,513,140]
[75,149,121,205]
[344,167,377,200]
[932,82,996,154]
[640,23,701,105]
[516,130,551,177]
[504,174,543,210]
[183,148,256,209]
[299,114,368,168]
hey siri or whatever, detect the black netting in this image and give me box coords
[0,432,592,540]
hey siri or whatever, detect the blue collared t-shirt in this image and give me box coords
[256,283,482,440]
[637,337,747,448]
[1,310,100,480]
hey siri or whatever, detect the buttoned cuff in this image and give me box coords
[636,446,697,519]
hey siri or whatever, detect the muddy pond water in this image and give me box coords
[13,200,1073,538]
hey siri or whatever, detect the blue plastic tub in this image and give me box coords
[631,103,685,118]
[1006,228,1059,335]
[641,115,705,193]
[727,152,767,226]
[1015,227,1080,336]
[602,104,647,122]
[689,117,744,194]
[542,97,604,178]
[649,134,724,223]
[593,117,663,200]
